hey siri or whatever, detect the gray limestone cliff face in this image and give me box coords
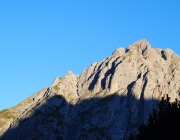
[51,71,79,104]
[78,40,180,101]
[1,40,180,140]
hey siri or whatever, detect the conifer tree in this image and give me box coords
[134,94,180,140]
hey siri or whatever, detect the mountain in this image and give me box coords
[1,40,180,140]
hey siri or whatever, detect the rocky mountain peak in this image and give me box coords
[1,40,180,140]
[51,71,79,104]
[112,47,125,57]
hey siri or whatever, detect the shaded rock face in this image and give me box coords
[1,40,180,140]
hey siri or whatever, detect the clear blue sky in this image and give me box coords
[0,0,180,111]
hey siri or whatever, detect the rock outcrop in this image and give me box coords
[0,40,180,140]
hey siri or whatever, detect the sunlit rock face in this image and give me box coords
[1,40,180,140]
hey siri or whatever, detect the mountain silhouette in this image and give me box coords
[1,40,180,139]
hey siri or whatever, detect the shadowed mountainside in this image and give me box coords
[1,94,158,140]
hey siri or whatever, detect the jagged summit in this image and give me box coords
[1,40,180,140]
[51,70,79,104]
[127,39,151,53]
[112,47,125,56]
[112,40,150,57]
